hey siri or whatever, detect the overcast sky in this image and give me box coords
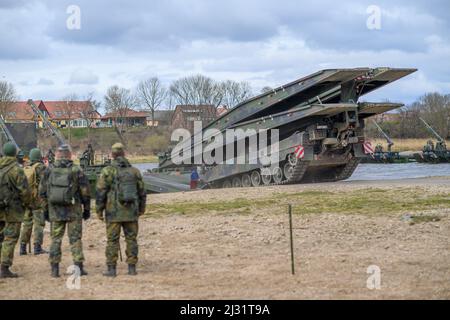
[0,0,449,108]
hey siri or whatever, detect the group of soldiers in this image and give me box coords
[0,142,147,278]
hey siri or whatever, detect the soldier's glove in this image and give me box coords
[44,210,50,222]
[83,209,91,221]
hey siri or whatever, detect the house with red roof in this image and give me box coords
[101,108,151,127]
[37,101,102,128]
[4,100,101,128]
[3,101,40,123]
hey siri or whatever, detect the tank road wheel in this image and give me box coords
[283,162,295,180]
[261,168,272,185]
[222,180,232,188]
[288,153,298,166]
[250,170,261,187]
[241,174,252,188]
[232,177,242,188]
[273,167,284,184]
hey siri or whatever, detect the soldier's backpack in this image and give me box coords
[114,166,138,205]
[48,166,75,206]
[24,162,41,207]
[0,162,16,209]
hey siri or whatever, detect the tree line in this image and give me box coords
[103,75,253,129]
[366,92,450,140]
[1,78,448,140]
[0,75,253,136]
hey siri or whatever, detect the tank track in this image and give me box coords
[268,160,309,186]
[334,158,361,181]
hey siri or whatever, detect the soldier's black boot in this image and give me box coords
[19,243,27,256]
[128,264,137,276]
[75,262,88,276]
[50,263,60,278]
[34,243,48,255]
[103,265,116,277]
[0,264,19,278]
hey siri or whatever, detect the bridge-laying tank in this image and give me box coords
[145,67,417,192]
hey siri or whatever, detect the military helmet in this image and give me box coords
[2,142,17,157]
[112,143,125,153]
[17,150,25,158]
[57,144,71,152]
[29,148,43,162]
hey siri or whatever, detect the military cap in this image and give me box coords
[3,142,17,157]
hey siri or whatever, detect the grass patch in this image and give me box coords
[410,215,441,224]
[144,188,450,217]
[127,155,159,164]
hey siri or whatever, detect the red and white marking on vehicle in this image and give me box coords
[363,141,374,154]
[294,145,305,159]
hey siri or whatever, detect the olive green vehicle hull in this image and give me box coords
[149,68,417,192]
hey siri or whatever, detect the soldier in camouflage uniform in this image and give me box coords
[19,148,48,256]
[46,149,55,166]
[0,142,31,278]
[39,145,91,278]
[16,150,25,167]
[96,143,146,277]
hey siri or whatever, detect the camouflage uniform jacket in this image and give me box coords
[0,156,31,222]
[96,157,146,222]
[39,159,91,222]
[26,160,46,211]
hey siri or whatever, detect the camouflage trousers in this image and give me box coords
[0,221,4,261]
[49,220,85,264]
[0,222,21,267]
[106,222,139,265]
[20,209,45,246]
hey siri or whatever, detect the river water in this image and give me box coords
[135,162,450,181]
[348,163,450,181]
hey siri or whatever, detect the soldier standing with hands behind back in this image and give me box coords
[0,142,31,278]
[96,143,146,277]
[19,148,48,255]
[39,144,91,278]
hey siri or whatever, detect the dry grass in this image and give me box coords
[370,138,450,152]
[146,188,450,217]
[127,154,159,163]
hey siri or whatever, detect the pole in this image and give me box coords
[118,236,123,262]
[288,204,295,275]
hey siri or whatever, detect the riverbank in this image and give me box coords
[371,138,450,152]
[1,177,449,299]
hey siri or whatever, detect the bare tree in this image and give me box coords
[61,93,79,145]
[104,85,136,131]
[261,86,273,94]
[136,77,167,127]
[366,92,450,139]
[170,74,224,107]
[0,81,17,118]
[77,92,101,143]
[417,92,450,139]
[220,80,253,109]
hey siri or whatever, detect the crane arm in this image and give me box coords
[27,99,67,146]
[0,114,20,151]
[372,120,394,150]
[419,117,444,143]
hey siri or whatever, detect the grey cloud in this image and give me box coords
[68,69,99,85]
[37,78,54,85]
[0,1,50,59]
[41,0,450,54]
